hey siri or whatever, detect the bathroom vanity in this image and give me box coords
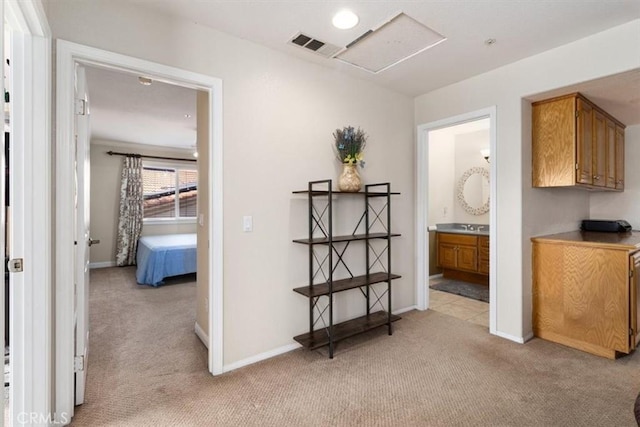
[436,224,489,285]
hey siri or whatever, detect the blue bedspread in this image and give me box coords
[136,233,197,286]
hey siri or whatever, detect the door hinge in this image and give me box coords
[7,258,23,273]
[630,328,634,337]
[74,355,85,372]
[74,98,87,116]
[630,269,634,278]
[575,163,579,170]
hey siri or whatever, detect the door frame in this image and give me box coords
[4,0,52,424]
[55,40,224,419]
[415,106,497,334]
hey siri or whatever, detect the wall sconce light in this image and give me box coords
[480,148,490,163]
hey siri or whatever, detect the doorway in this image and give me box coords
[427,119,490,327]
[416,107,497,335]
[76,64,206,412]
[55,41,223,421]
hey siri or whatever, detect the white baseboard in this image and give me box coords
[89,261,116,269]
[222,307,417,373]
[428,273,443,279]
[194,322,209,348]
[223,343,301,373]
[393,305,417,315]
[494,330,530,344]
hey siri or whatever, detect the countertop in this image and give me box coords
[435,223,489,237]
[531,230,640,251]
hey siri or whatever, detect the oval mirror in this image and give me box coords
[456,167,490,215]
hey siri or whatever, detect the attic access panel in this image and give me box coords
[335,12,446,74]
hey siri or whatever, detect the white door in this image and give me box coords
[74,64,92,405]
[0,9,6,427]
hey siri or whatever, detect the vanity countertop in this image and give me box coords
[435,223,489,237]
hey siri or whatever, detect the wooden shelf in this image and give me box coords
[293,190,400,196]
[292,180,400,358]
[293,272,401,297]
[293,232,400,245]
[293,311,401,350]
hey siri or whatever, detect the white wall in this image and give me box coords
[415,20,640,340]
[428,128,490,225]
[590,125,640,224]
[428,129,455,225]
[47,1,415,365]
[453,130,490,224]
[90,139,197,265]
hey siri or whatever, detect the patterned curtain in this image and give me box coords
[115,156,144,266]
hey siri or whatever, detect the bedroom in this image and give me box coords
[84,65,211,402]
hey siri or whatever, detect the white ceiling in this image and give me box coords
[129,0,640,96]
[84,1,640,149]
[85,66,197,149]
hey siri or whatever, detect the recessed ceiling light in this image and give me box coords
[138,76,152,86]
[332,10,359,30]
[184,114,192,118]
[484,38,496,46]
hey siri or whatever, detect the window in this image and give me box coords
[142,163,198,221]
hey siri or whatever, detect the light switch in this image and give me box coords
[243,215,253,232]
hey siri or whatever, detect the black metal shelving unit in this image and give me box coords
[292,179,401,358]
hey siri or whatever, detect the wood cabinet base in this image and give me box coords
[532,232,640,360]
[534,329,617,359]
[442,268,488,286]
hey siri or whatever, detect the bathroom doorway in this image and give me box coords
[427,119,490,327]
[415,107,496,334]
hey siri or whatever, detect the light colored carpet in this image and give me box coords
[72,267,640,426]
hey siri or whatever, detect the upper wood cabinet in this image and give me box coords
[532,93,626,191]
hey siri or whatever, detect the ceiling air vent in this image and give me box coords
[289,32,342,58]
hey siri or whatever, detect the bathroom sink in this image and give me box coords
[434,223,489,236]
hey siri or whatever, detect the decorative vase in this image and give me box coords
[338,163,362,192]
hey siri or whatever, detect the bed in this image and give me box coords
[136,233,197,286]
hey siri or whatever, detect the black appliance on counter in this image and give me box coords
[581,219,632,233]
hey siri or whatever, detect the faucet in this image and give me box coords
[461,224,468,230]
[467,224,475,231]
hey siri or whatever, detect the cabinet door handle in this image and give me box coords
[593,175,601,181]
